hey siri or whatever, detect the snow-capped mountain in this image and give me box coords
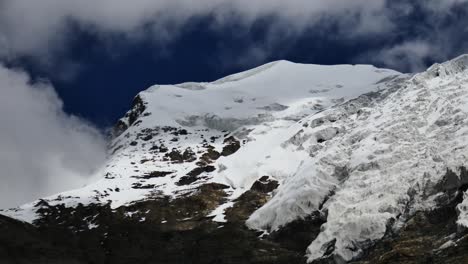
[3,56,468,263]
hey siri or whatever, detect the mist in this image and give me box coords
[0,65,107,208]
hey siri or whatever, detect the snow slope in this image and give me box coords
[1,60,398,219]
[14,57,468,262]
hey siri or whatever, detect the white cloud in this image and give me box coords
[1,0,466,72]
[0,65,107,208]
[0,0,390,60]
[359,40,436,72]
[353,0,468,72]
[425,0,468,11]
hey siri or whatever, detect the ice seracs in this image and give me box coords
[247,54,468,262]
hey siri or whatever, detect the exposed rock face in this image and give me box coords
[225,176,279,224]
[0,214,83,264]
[221,136,241,156]
[308,168,468,264]
[112,95,147,137]
[0,182,304,264]
[352,181,468,264]
[3,176,468,264]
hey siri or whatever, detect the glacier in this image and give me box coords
[4,55,468,262]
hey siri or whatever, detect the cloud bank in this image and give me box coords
[0,65,107,208]
[1,0,468,71]
[0,0,386,58]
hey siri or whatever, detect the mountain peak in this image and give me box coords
[5,56,468,263]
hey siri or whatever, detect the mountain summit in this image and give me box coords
[2,57,468,263]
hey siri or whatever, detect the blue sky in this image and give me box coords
[3,0,468,126]
[16,16,392,126]
[1,0,468,207]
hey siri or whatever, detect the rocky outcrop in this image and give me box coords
[0,181,305,264]
[0,214,83,264]
[3,177,467,264]
[352,186,468,264]
[112,94,147,137]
